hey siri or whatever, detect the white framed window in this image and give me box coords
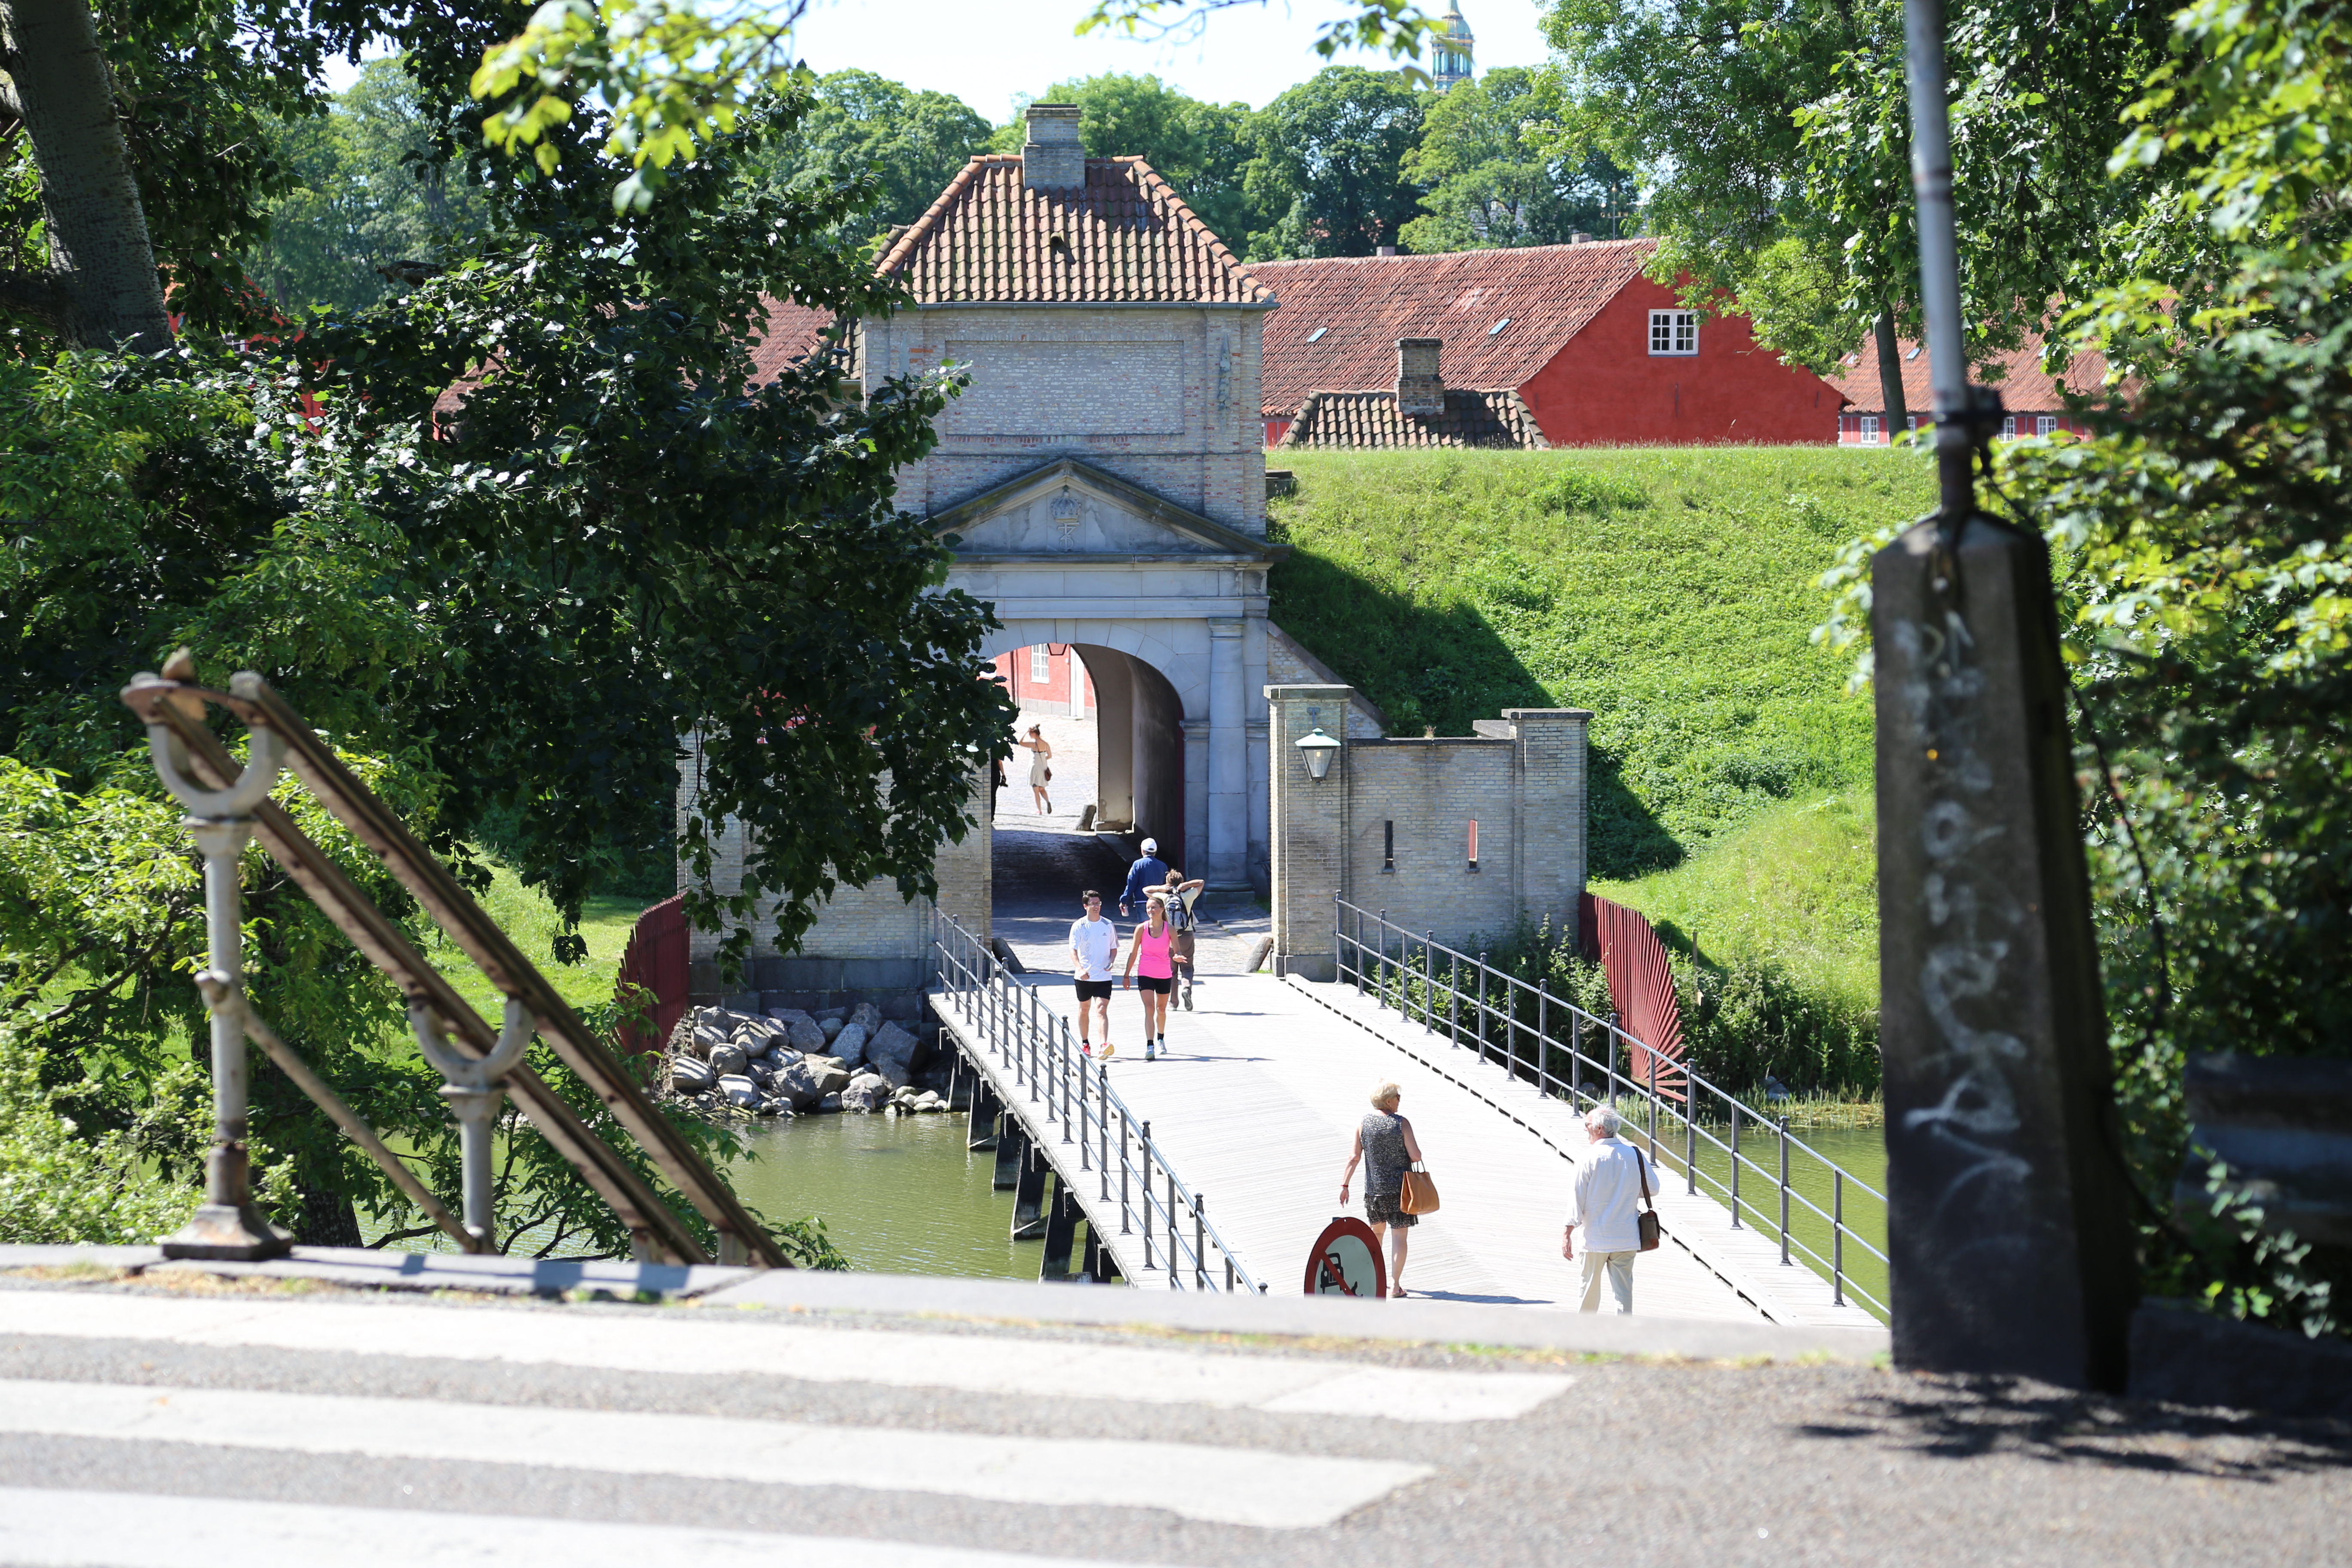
[2003,415,2018,438]
[1648,309,1698,356]
[2037,415,2058,436]
[1859,415,1882,444]
[1029,645,1051,684]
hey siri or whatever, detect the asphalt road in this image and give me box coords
[0,1268,2346,1567]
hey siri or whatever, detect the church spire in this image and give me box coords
[1430,6,1475,92]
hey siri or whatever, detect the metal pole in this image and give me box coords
[1140,1121,1152,1265]
[1607,1011,1621,1108]
[1730,1102,1743,1228]
[1194,1194,1207,1290]
[1449,950,1460,1047]
[1833,1170,1847,1306]
[1687,1089,1698,1195]
[1168,1169,1179,1287]
[1377,910,1387,1008]
[1779,1115,1792,1265]
[1121,1109,1133,1234]
[1075,1028,1086,1158]
[1099,1065,1112,1198]
[1904,0,1976,520]
[1477,953,1488,1066]
[1648,1049,1659,1164]
[1424,934,1436,1032]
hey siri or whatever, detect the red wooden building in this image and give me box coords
[989,644,1096,717]
[1253,241,1844,449]
[1824,329,2111,444]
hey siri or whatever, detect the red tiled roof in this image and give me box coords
[1277,389,1549,450]
[749,297,841,380]
[1823,329,2113,413]
[876,156,1271,306]
[1251,241,1657,416]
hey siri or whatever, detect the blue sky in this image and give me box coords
[324,1,1554,112]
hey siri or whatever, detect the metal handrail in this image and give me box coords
[930,909,1267,1295]
[1334,896,1889,1321]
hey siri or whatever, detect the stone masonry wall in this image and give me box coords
[865,306,1268,534]
[677,730,989,1012]
[1268,686,1590,979]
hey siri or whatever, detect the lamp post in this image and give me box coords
[1295,726,1341,781]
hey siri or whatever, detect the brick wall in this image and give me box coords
[675,729,990,1011]
[865,306,1268,534]
[1268,686,1590,977]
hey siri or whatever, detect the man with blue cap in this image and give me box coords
[1118,837,1170,919]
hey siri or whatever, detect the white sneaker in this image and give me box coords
[1144,1041,1156,1062]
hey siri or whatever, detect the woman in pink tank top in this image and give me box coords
[1122,894,1176,1061]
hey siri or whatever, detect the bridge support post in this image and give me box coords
[1040,1179,1079,1279]
[968,1078,1000,1152]
[993,1119,1025,1191]
[1012,1141,1048,1239]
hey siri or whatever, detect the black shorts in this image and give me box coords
[1134,975,1172,995]
[1075,980,1114,1001]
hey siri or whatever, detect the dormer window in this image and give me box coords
[1648,310,1697,356]
[1307,326,1329,342]
[1488,317,1511,336]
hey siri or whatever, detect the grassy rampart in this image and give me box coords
[1267,447,1932,1093]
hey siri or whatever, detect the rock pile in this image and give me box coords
[663,1002,953,1118]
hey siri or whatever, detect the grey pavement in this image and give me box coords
[0,1257,2346,1566]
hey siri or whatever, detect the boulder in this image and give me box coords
[912,1091,947,1113]
[839,1072,891,1113]
[849,1001,883,1037]
[688,1006,766,1059]
[759,1098,795,1118]
[832,1023,869,1069]
[769,1056,827,1111]
[733,1022,786,1059]
[866,1021,922,1088]
[814,1007,848,1022]
[819,1016,845,1041]
[766,1006,816,1029]
[785,1017,828,1055]
[817,1093,842,1112]
[803,1060,851,1097]
[707,1042,749,1078]
[717,1075,763,1109]
[670,1056,714,1093]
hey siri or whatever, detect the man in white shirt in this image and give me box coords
[1067,890,1121,1060]
[1562,1105,1663,1314]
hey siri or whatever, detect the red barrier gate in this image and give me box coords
[615,894,689,1055]
[1580,891,1689,1102]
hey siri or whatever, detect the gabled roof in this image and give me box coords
[1277,389,1549,450]
[1824,329,2113,413]
[1251,240,1658,415]
[876,156,1273,307]
[748,297,841,380]
[931,457,1287,562]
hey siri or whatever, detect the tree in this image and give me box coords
[996,74,1259,250]
[0,1,1009,1250]
[1399,65,1634,252]
[245,57,492,314]
[741,69,989,244]
[1243,65,1428,258]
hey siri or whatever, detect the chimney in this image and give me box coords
[1022,103,1085,191]
[1569,231,1593,245]
[1396,338,1443,416]
[1376,245,1399,257]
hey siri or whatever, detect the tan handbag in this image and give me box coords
[1399,1161,1441,1216]
[1635,1152,1661,1252]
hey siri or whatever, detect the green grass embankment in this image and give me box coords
[423,863,648,1028]
[1268,447,1931,1091]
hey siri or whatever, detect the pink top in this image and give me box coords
[1133,923,1174,979]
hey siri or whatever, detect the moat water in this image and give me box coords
[724,1111,1041,1278]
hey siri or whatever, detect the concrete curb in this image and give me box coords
[0,1244,755,1300]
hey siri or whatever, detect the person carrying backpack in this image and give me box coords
[1160,866,1205,1011]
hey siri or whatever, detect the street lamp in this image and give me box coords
[1295,726,1341,781]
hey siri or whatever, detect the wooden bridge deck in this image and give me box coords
[1002,969,1791,1320]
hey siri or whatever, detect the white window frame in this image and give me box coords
[2037,415,2058,436]
[1029,645,1051,684]
[1648,309,1699,356]
[2003,415,2018,438]
[1859,415,1881,445]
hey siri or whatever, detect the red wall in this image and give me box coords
[1517,276,1842,446]
[991,645,1094,713]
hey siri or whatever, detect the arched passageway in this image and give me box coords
[1070,643,1186,872]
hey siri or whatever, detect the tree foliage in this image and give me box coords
[1399,66,1635,254]
[997,74,1258,249]
[742,69,991,246]
[1244,65,1428,257]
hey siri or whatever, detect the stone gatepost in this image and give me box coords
[1503,708,1593,949]
[1267,683,1352,980]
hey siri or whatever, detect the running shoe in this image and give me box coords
[1181,984,1193,1011]
[1099,1041,1116,1062]
[1144,1040,1155,1062]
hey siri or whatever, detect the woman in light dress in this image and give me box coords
[1017,723,1053,815]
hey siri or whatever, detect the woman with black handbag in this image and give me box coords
[1339,1081,1429,1298]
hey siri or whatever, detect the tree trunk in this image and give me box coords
[0,0,170,349]
[1874,305,1910,434]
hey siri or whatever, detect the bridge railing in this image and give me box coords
[1335,896,1889,1322]
[930,909,1268,1295]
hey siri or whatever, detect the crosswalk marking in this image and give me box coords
[0,1379,1432,1530]
[0,1488,1156,1568]
[0,1290,1571,1423]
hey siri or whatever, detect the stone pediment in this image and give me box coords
[931,459,1287,563]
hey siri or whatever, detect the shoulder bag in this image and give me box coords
[1635,1150,1661,1252]
[1399,1160,1441,1216]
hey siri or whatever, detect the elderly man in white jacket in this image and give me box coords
[1561,1105,1664,1314]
